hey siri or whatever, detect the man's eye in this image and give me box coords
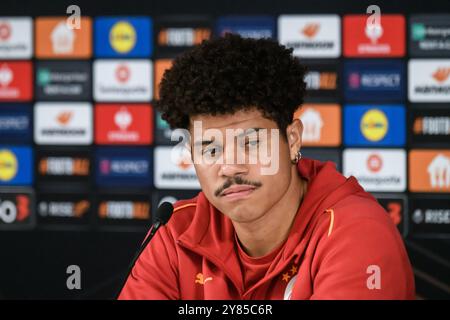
[246,139,259,146]
[203,146,221,156]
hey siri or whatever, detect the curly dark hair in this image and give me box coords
[155,33,307,136]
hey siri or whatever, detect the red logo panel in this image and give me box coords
[95,104,153,145]
[343,15,405,57]
[0,61,32,101]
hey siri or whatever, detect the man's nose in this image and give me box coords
[218,163,248,178]
[218,145,248,177]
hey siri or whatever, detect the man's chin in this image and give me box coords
[221,205,264,224]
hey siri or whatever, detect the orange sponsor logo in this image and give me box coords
[413,115,450,136]
[301,23,320,38]
[154,59,173,100]
[432,67,450,83]
[409,150,450,192]
[318,72,337,90]
[98,202,108,218]
[35,17,92,58]
[177,157,192,171]
[158,28,210,46]
[413,117,423,134]
[294,104,341,147]
[56,111,72,125]
[72,159,90,175]
[133,202,150,219]
[38,158,89,176]
[98,201,150,219]
[73,200,90,218]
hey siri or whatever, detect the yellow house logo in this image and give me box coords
[0,149,18,181]
[360,109,388,142]
[110,21,136,54]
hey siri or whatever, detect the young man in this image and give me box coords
[119,34,415,300]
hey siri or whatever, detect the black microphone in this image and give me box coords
[115,202,174,299]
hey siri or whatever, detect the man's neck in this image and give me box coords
[233,167,307,258]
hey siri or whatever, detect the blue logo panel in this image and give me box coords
[95,17,152,57]
[344,60,405,102]
[0,104,32,143]
[344,104,406,147]
[95,148,152,187]
[216,16,275,39]
[0,146,33,185]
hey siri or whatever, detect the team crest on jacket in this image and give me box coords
[195,273,212,285]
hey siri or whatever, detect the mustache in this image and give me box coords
[214,176,262,197]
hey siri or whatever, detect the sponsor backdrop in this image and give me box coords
[0,0,448,299]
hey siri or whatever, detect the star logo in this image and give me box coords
[290,265,298,275]
[282,272,291,283]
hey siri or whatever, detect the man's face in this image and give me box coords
[189,108,299,224]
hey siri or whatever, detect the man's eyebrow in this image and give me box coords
[193,128,264,146]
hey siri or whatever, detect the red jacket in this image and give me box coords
[119,158,415,300]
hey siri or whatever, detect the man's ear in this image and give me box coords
[286,119,303,160]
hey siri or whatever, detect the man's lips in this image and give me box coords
[220,185,257,200]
